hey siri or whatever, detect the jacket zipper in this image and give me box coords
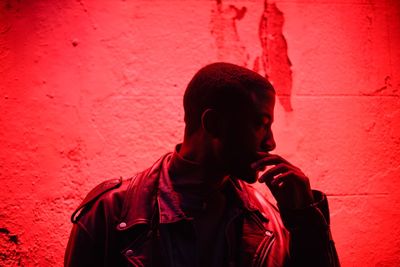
[252,230,275,267]
[249,212,276,267]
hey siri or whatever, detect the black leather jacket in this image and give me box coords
[65,153,339,266]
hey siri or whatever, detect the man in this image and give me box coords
[65,62,340,266]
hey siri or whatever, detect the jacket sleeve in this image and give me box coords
[64,178,123,267]
[279,190,340,267]
[64,222,103,267]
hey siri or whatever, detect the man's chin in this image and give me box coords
[233,168,258,184]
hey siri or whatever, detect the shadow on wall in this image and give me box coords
[210,0,293,112]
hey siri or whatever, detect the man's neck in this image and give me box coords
[169,142,228,196]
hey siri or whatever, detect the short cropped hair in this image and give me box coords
[183,62,274,136]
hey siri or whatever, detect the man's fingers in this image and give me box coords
[270,171,293,188]
[252,154,285,169]
[252,154,296,171]
[258,163,288,183]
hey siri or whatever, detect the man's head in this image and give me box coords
[183,62,276,183]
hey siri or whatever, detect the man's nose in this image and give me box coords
[260,135,276,152]
[266,139,276,151]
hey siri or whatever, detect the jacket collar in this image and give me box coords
[118,150,268,230]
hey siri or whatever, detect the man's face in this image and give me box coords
[219,90,276,183]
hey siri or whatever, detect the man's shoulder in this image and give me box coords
[70,153,171,224]
[70,176,133,224]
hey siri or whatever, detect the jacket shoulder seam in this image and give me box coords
[71,177,123,223]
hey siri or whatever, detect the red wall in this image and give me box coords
[1,0,399,266]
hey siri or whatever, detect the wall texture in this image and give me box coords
[1,0,399,266]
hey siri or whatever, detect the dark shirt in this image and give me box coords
[167,145,234,266]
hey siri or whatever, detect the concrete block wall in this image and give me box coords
[0,0,399,266]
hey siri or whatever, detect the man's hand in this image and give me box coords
[252,153,314,210]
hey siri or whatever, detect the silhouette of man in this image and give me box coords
[65,62,339,267]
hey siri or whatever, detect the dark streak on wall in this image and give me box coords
[258,1,293,111]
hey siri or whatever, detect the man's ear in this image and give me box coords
[201,108,221,138]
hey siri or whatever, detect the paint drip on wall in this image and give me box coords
[210,0,249,67]
[258,1,293,111]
